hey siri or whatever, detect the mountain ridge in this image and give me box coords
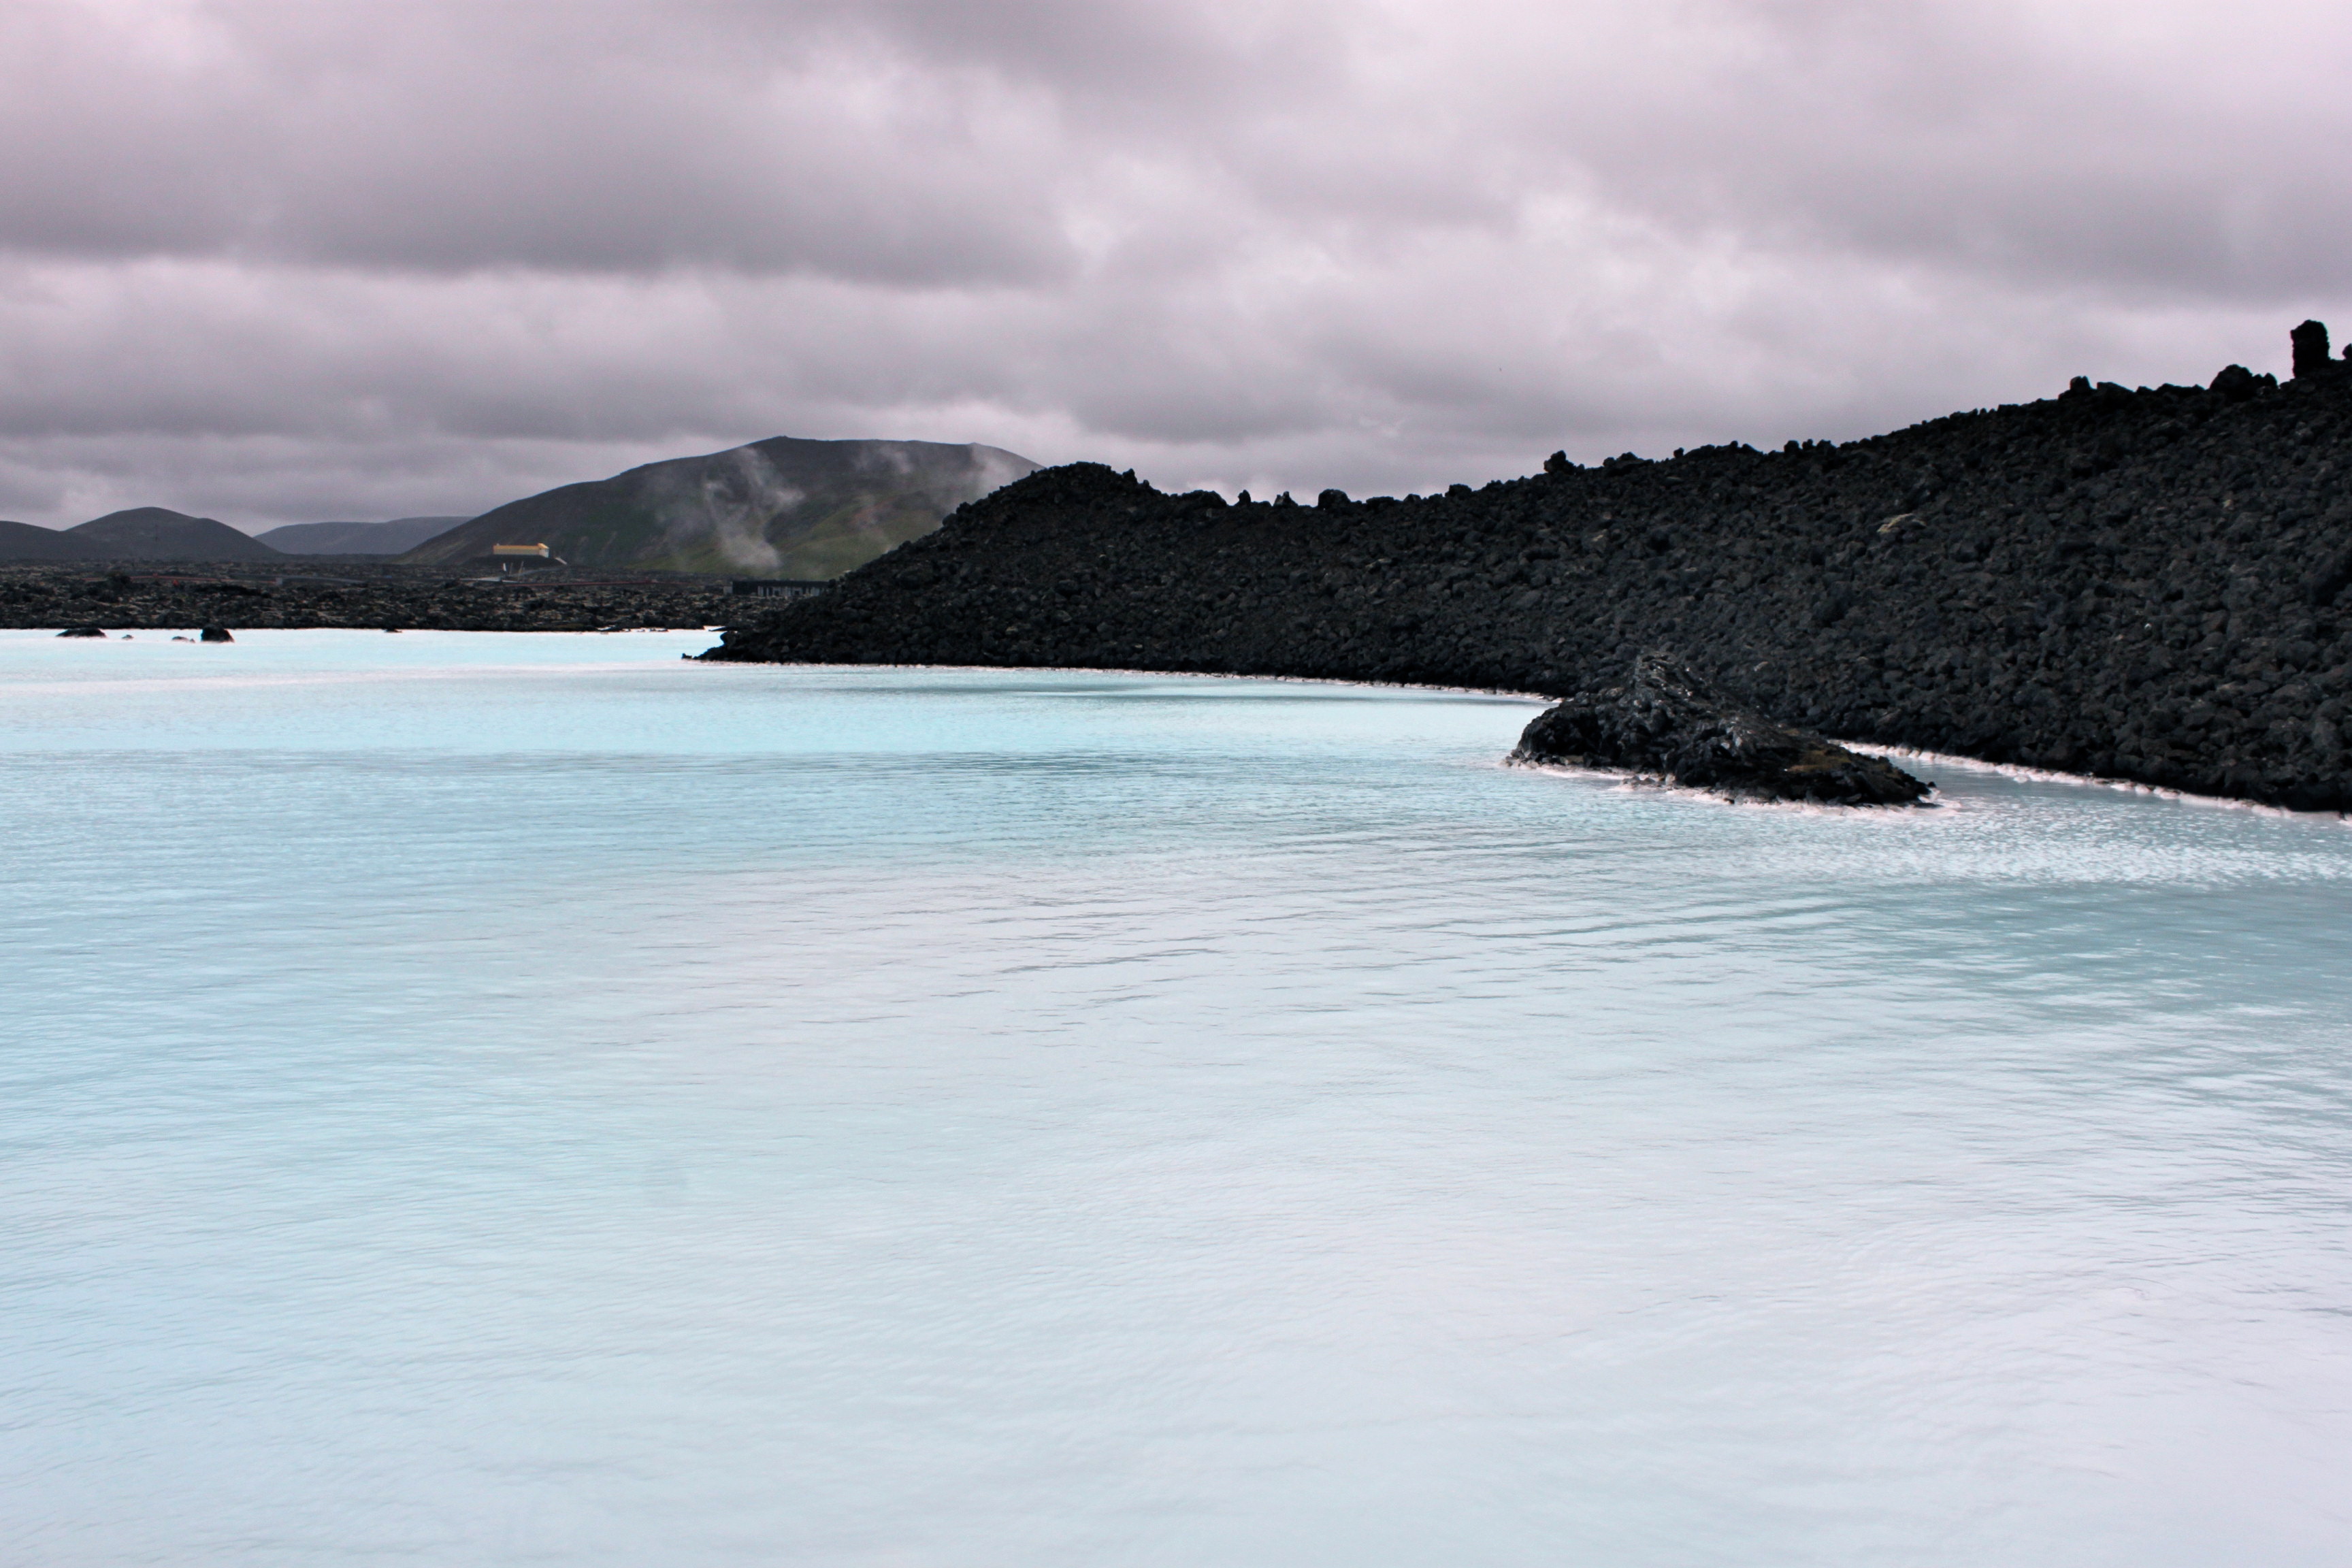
[400,436,1037,576]
[0,520,106,561]
[255,517,472,555]
[67,508,285,562]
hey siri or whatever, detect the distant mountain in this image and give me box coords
[399,438,1038,577]
[0,520,106,561]
[68,508,284,562]
[255,517,472,555]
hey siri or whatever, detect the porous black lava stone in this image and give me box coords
[1515,651,1929,804]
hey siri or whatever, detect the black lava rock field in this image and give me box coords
[710,329,2352,812]
[2,564,733,633]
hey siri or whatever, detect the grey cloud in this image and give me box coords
[10,1,2348,294]
[0,0,2346,532]
[1497,2,2352,297]
[0,2,1074,282]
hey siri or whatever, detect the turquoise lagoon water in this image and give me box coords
[3,628,2350,1566]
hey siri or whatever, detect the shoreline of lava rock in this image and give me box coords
[707,335,2352,813]
[0,564,734,634]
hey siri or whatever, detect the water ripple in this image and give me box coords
[3,632,2350,1567]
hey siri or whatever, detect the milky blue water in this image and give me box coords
[5,629,2351,1567]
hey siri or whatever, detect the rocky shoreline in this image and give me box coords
[707,327,2352,812]
[1,562,735,633]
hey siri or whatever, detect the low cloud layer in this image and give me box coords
[1,0,2346,529]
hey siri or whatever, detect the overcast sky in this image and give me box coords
[2,0,2347,532]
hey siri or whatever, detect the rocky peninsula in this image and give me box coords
[708,324,2352,812]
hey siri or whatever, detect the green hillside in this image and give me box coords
[400,437,1037,576]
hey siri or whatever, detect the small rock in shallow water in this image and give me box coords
[1513,651,1931,806]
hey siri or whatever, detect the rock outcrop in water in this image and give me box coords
[1514,652,1930,804]
[707,322,2352,813]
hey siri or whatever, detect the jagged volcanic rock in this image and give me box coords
[1514,652,1929,804]
[2292,321,2335,380]
[706,325,2352,813]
